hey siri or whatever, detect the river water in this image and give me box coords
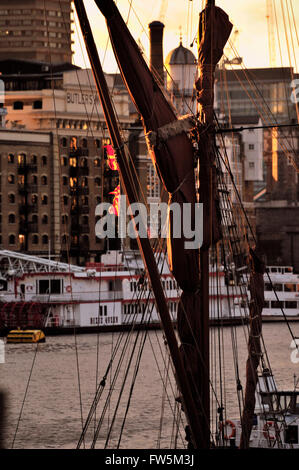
[0,323,299,449]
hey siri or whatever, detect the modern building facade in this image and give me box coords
[0,0,73,64]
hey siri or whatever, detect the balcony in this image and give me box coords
[32,294,81,303]
[80,225,90,234]
[17,163,38,174]
[69,187,89,196]
[19,203,38,215]
[69,166,89,177]
[28,222,38,232]
[80,205,89,214]
[69,148,89,158]
[18,184,38,194]
[70,205,89,215]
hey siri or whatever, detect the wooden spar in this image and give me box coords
[197,0,216,449]
[73,0,204,449]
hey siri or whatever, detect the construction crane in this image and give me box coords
[266,0,276,67]
[222,29,243,68]
[159,0,168,23]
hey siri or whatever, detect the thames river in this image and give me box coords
[1,323,299,449]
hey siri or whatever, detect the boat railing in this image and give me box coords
[31,294,81,303]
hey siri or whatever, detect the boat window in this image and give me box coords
[273,283,283,291]
[38,279,63,294]
[284,284,296,292]
[264,301,270,308]
[0,279,7,291]
[285,301,297,309]
[264,283,272,291]
[285,425,298,444]
[99,305,107,316]
[271,300,284,309]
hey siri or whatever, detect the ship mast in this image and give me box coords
[73,0,204,449]
[198,0,214,449]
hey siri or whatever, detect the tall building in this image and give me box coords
[0,0,73,64]
[0,59,133,264]
[215,67,299,121]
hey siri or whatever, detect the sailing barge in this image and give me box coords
[2,0,299,451]
[69,0,299,449]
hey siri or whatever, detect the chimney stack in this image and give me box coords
[149,21,165,87]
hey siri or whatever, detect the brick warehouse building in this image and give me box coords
[0,60,132,264]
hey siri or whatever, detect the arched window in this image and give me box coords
[32,194,38,204]
[63,195,68,206]
[41,195,48,205]
[82,216,88,225]
[81,157,88,167]
[13,101,23,110]
[32,234,39,244]
[18,153,26,165]
[69,157,77,167]
[62,176,68,185]
[61,156,68,166]
[95,177,101,186]
[8,174,15,184]
[70,136,77,150]
[82,138,88,148]
[9,234,15,245]
[81,177,88,187]
[42,214,48,224]
[31,155,37,165]
[82,196,88,205]
[41,156,47,166]
[32,214,38,224]
[41,175,47,185]
[61,137,67,147]
[8,213,15,223]
[94,158,100,167]
[8,154,14,164]
[95,139,100,148]
[8,193,15,204]
[32,174,38,184]
[42,235,49,245]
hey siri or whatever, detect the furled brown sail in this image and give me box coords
[95,0,231,448]
[94,0,199,291]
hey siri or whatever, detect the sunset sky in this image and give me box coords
[73,0,299,74]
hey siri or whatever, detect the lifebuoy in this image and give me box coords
[66,285,72,293]
[26,285,33,291]
[263,421,275,440]
[219,420,236,440]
